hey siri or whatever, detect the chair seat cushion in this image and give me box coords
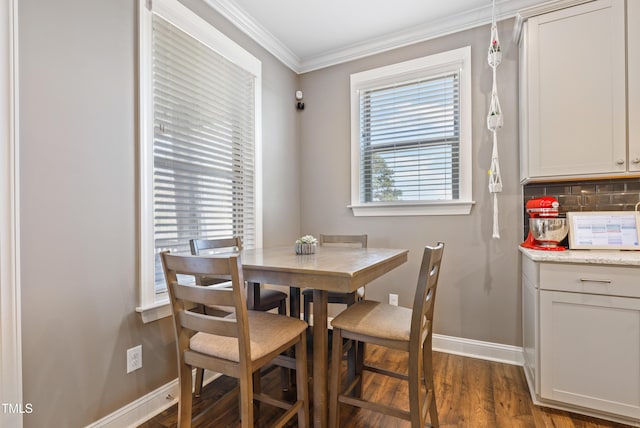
[254,288,287,307]
[331,300,412,342]
[190,311,307,362]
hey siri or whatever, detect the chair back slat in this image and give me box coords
[319,234,368,248]
[163,252,235,277]
[161,251,251,356]
[410,243,444,347]
[172,282,236,307]
[190,237,242,255]
[178,310,239,337]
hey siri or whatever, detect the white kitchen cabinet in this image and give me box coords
[540,290,640,419]
[517,0,634,182]
[520,249,640,425]
[629,0,640,172]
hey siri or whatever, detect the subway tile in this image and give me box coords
[595,204,626,211]
[545,185,572,196]
[626,181,640,191]
[610,193,640,205]
[596,183,626,193]
[557,195,581,206]
[524,185,545,199]
[571,184,596,194]
[583,194,611,206]
[560,205,581,213]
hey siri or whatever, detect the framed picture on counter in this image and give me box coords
[567,211,640,250]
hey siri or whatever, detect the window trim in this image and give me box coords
[349,46,474,216]
[136,0,262,322]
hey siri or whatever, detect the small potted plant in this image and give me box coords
[487,108,503,129]
[488,38,502,67]
[295,235,317,255]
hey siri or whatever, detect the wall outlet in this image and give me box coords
[389,293,399,306]
[127,345,142,373]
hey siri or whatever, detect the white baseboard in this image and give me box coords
[85,370,219,428]
[432,333,524,366]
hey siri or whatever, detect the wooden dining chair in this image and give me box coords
[189,237,290,396]
[161,251,309,428]
[328,242,445,428]
[302,234,368,324]
[189,237,288,315]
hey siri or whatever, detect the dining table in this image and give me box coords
[239,244,409,428]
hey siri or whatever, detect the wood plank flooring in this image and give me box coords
[139,344,634,428]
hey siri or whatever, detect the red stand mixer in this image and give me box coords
[521,196,569,251]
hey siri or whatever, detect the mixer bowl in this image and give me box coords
[529,218,569,245]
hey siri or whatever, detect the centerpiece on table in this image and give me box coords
[295,235,317,255]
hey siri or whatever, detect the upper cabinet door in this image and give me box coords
[526,0,626,178]
[629,0,640,172]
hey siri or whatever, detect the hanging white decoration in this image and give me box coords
[487,0,503,239]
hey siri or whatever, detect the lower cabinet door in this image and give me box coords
[539,290,640,419]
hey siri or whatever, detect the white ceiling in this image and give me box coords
[204,0,550,73]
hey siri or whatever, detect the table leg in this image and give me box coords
[312,289,328,428]
[289,287,300,319]
[246,282,259,310]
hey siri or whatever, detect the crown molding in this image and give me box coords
[203,0,302,72]
[205,0,552,74]
[299,3,502,73]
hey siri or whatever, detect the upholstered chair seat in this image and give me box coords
[190,311,307,362]
[331,301,412,343]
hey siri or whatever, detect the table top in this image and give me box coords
[240,245,409,292]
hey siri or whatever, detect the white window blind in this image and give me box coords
[359,73,460,203]
[350,47,473,217]
[151,15,257,294]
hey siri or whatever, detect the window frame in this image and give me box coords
[349,46,474,217]
[136,0,262,322]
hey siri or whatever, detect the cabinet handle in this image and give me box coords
[616,159,625,165]
[633,157,640,164]
[579,278,612,284]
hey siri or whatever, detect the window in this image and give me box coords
[350,47,473,216]
[137,0,262,321]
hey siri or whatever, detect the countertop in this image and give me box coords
[519,246,640,266]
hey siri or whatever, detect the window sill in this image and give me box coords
[349,200,475,217]
[136,299,171,323]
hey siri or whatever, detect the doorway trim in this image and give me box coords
[0,0,22,426]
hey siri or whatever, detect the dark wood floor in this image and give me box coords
[140,344,633,428]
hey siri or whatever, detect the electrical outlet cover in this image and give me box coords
[389,293,399,306]
[127,345,142,373]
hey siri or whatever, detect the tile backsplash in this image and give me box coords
[522,177,640,239]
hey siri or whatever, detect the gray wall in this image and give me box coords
[18,0,300,426]
[298,19,522,345]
